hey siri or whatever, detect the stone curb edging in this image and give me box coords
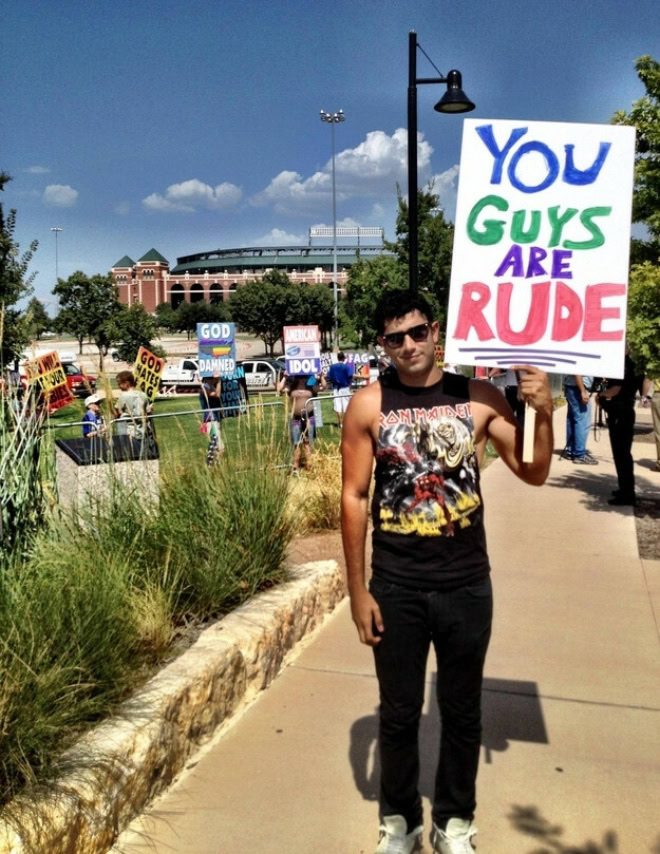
[0,560,344,854]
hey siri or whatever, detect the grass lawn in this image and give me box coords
[45,392,342,470]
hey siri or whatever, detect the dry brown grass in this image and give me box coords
[287,440,342,532]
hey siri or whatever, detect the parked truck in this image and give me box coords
[159,358,201,392]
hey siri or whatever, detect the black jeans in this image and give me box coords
[607,405,636,496]
[370,575,493,832]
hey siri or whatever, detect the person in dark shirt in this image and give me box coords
[598,352,644,506]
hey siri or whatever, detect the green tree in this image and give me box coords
[387,183,455,325]
[299,284,334,350]
[0,173,38,366]
[53,272,122,361]
[110,304,165,364]
[342,255,406,347]
[155,301,177,333]
[626,262,660,375]
[25,297,51,340]
[174,300,231,340]
[229,271,303,355]
[612,55,660,263]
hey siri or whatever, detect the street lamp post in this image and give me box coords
[407,30,475,293]
[51,226,62,282]
[320,108,345,348]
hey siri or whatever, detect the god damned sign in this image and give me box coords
[444,119,636,378]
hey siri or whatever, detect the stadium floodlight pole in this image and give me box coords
[51,227,63,308]
[407,30,475,294]
[320,108,345,348]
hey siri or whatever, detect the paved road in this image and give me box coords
[114,405,660,854]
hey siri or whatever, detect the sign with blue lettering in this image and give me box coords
[444,119,635,378]
[197,322,236,377]
[283,325,321,376]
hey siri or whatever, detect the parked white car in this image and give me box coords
[239,358,285,390]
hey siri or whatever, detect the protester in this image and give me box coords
[340,290,553,854]
[199,375,224,465]
[306,370,327,428]
[328,351,353,427]
[286,375,314,471]
[114,370,153,443]
[82,393,107,439]
[563,374,597,464]
[598,352,644,505]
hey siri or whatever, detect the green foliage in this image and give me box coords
[174,300,230,340]
[0,173,38,365]
[25,297,51,340]
[388,184,455,324]
[0,440,293,805]
[612,55,660,258]
[230,270,304,354]
[626,262,660,375]
[298,284,334,349]
[53,272,122,358]
[155,301,177,332]
[342,255,406,346]
[110,303,164,363]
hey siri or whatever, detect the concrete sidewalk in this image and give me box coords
[114,406,660,854]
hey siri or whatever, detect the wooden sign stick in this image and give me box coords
[516,369,536,463]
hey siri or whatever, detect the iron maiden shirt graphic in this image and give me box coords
[374,400,481,538]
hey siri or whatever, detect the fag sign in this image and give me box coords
[133,346,165,402]
[24,351,75,412]
[444,118,636,379]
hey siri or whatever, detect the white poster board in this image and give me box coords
[283,325,321,375]
[444,119,636,379]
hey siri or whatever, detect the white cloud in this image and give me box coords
[428,164,460,220]
[142,178,242,213]
[252,129,433,215]
[114,201,131,216]
[25,165,50,174]
[310,217,360,230]
[254,228,305,246]
[43,184,78,207]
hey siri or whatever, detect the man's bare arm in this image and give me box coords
[470,365,554,486]
[340,385,384,646]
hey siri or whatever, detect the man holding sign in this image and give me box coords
[341,290,552,854]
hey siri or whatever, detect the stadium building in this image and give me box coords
[112,228,392,312]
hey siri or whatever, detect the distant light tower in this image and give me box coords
[51,227,62,282]
[319,108,345,349]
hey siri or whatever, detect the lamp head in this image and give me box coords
[434,70,475,114]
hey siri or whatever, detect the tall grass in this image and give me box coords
[0,426,294,807]
[288,440,343,532]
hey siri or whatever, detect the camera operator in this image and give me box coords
[598,351,645,506]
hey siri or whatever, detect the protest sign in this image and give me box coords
[197,322,236,377]
[133,346,165,402]
[444,119,636,380]
[24,351,75,411]
[346,352,371,383]
[283,325,320,375]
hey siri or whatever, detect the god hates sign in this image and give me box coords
[133,346,165,402]
[283,325,321,375]
[444,119,636,379]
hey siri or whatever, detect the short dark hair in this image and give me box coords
[337,351,346,362]
[116,370,136,387]
[374,289,435,335]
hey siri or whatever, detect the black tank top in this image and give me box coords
[371,371,490,590]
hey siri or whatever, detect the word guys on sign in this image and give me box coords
[283,325,321,375]
[197,322,236,377]
[133,347,165,402]
[24,351,75,411]
[444,119,636,379]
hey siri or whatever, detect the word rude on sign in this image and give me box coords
[283,325,320,376]
[444,118,636,379]
[197,322,236,378]
[133,346,165,402]
[24,351,75,412]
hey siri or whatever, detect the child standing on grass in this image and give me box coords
[82,393,107,439]
[200,375,224,465]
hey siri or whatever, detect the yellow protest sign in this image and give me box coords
[133,346,165,402]
[24,351,75,411]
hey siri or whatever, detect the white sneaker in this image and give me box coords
[375,815,423,854]
[431,817,478,853]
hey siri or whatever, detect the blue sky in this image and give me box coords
[2,0,659,309]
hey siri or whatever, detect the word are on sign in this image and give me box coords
[444,118,636,379]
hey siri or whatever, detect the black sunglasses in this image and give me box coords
[381,322,431,349]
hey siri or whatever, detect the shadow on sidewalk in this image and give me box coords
[507,804,660,853]
[348,676,548,803]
